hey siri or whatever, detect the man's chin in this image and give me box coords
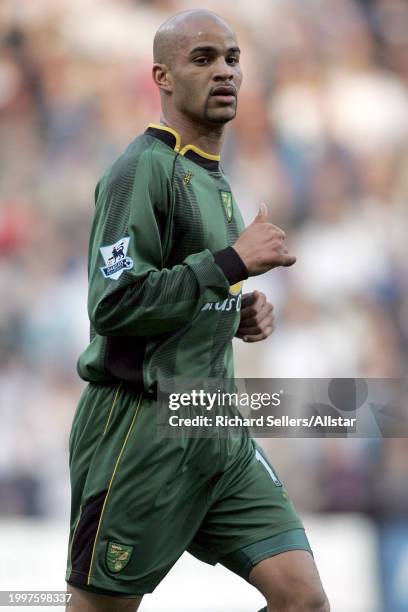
[204,108,237,125]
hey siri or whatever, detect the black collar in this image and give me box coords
[145,123,221,172]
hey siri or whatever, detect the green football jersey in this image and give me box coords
[77,124,248,393]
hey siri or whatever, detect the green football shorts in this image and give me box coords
[65,383,312,597]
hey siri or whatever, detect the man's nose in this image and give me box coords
[213,58,234,81]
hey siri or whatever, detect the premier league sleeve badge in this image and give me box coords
[99,236,134,280]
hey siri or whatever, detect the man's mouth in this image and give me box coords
[210,85,236,104]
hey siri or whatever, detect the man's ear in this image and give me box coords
[152,64,173,93]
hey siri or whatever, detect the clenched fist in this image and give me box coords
[232,203,296,276]
[236,290,275,342]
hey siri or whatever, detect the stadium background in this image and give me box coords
[0,0,407,610]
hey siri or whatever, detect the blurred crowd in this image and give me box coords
[0,0,407,521]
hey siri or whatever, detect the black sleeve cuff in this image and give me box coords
[213,246,248,285]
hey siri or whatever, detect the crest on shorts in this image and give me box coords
[100,236,133,280]
[106,541,133,573]
[220,191,233,222]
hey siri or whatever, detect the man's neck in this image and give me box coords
[159,111,225,156]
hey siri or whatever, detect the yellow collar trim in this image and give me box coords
[148,123,181,151]
[148,123,221,161]
[179,144,221,161]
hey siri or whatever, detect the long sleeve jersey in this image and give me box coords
[77,123,248,393]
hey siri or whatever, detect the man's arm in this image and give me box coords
[89,150,293,338]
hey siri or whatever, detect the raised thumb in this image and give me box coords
[252,202,268,224]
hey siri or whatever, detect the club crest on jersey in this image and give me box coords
[220,190,233,222]
[183,170,193,184]
[106,541,133,573]
[100,236,133,280]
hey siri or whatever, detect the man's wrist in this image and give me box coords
[213,246,248,285]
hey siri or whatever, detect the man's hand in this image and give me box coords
[232,203,296,276]
[236,290,275,342]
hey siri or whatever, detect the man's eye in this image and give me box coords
[227,56,239,65]
[194,57,210,65]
